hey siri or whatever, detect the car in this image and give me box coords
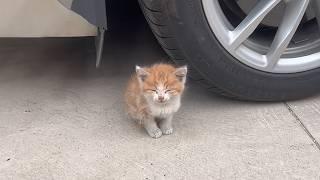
[6,0,320,101]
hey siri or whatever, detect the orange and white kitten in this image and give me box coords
[125,63,187,138]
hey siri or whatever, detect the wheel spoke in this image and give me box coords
[229,0,282,50]
[265,0,309,70]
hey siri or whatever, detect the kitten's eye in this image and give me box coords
[165,90,171,93]
[151,90,157,92]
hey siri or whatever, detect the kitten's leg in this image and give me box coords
[160,115,173,135]
[144,118,162,138]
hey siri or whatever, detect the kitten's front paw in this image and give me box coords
[147,128,162,138]
[161,127,173,135]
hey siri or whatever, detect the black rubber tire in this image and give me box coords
[138,0,320,101]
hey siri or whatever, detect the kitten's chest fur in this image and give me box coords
[147,97,181,118]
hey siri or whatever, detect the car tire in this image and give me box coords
[138,0,320,101]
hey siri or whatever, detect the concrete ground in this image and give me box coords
[1,5,320,180]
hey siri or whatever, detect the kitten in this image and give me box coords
[125,63,187,138]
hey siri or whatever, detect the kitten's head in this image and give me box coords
[136,63,187,104]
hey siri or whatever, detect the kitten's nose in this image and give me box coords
[158,96,164,102]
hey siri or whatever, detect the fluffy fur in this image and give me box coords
[125,63,187,138]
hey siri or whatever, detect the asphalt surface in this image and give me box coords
[1,3,320,179]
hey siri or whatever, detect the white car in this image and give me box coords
[4,0,320,101]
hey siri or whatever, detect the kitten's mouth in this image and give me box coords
[155,100,168,104]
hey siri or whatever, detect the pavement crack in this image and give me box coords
[284,102,320,151]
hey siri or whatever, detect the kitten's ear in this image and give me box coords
[136,65,149,82]
[175,65,188,83]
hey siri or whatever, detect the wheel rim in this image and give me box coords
[202,0,320,73]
